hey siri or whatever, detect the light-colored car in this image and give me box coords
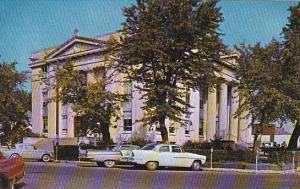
[81,144,140,168]
[131,143,206,171]
[2,143,53,162]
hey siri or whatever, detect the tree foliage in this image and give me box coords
[280,3,300,149]
[113,0,225,142]
[50,60,124,144]
[235,40,289,151]
[235,2,300,150]
[0,61,31,144]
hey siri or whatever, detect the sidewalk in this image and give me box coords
[67,160,299,174]
[202,161,299,174]
[202,167,295,174]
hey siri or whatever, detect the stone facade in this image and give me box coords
[29,32,252,146]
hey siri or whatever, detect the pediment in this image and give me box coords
[46,36,103,59]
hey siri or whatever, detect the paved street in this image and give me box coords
[16,162,300,189]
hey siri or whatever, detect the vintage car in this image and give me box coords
[0,151,25,189]
[131,143,206,171]
[2,143,53,162]
[80,144,140,168]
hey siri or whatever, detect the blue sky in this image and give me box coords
[0,0,298,87]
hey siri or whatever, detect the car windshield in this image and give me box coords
[141,144,157,150]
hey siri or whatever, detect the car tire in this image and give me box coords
[96,162,103,167]
[10,153,19,158]
[103,160,115,168]
[191,160,202,171]
[146,161,158,171]
[42,154,51,162]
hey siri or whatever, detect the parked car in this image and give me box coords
[2,143,53,162]
[131,143,206,171]
[0,151,25,189]
[80,144,140,168]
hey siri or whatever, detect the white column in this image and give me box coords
[219,83,228,140]
[229,87,239,142]
[238,100,252,147]
[48,86,57,138]
[207,89,217,141]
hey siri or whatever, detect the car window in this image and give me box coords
[141,144,157,150]
[159,146,170,152]
[171,146,182,153]
[120,146,130,151]
[130,145,140,150]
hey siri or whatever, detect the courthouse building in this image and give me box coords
[29,32,252,146]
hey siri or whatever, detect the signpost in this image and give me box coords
[210,148,213,169]
[292,151,296,173]
[256,150,259,173]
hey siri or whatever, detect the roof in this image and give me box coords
[29,32,120,62]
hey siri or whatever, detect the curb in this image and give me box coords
[202,167,297,174]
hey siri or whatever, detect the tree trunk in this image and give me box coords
[288,120,300,150]
[159,117,169,143]
[102,122,111,145]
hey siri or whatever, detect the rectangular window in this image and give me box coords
[169,126,175,134]
[43,116,48,133]
[42,102,48,116]
[123,81,132,131]
[185,88,190,111]
[123,118,132,131]
[199,119,204,136]
[199,88,206,136]
[62,106,68,133]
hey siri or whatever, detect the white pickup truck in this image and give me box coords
[132,143,206,171]
[80,144,140,168]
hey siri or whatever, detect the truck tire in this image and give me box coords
[146,161,158,171]
[103,160,115,168]
[42,154,51,162]
[191,160,202,171]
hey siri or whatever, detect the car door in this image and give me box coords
[157,145,174,167]
[171,145,190,167]
[22,144,36,159]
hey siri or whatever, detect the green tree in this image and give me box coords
[281,2,300,149]
[236,3,300,150]
[0,61,31,144]
[113,0,224,142]
[50,60,124,144]
[235,40,288,152]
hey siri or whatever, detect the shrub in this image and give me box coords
[56,145,79,160]
[130,138,148,147]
